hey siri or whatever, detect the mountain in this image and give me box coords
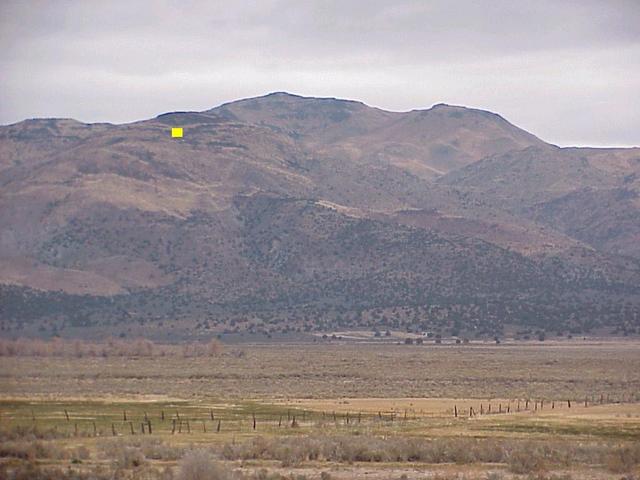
[1,92,638,340]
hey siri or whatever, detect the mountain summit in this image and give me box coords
[208,92,545,177]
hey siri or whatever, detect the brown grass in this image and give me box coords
[0,337,223,358]
[1,342,639,400]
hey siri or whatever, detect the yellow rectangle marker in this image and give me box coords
[171,127,183,138]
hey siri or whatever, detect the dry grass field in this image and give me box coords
[1,340,639,479]
[2,341,640,400]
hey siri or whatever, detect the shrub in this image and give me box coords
[0,440,66,460]
[484,473,504,480]
[507,446,547,474]
[0,461,116,480]
[605,444,640,473]
[106,444,147,469]
[73,445,91,460]
[139,437,185,460]
[177,449,230,480]
[221,435,511,465]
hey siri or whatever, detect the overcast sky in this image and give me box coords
[1,0,639,147]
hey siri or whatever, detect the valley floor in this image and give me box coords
[1,341,639,479]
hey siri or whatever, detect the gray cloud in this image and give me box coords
[1,0,639,146]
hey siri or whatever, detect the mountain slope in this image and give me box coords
[439,145,640,258]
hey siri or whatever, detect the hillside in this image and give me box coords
[439,145,640,258]
[1,93,639,340]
